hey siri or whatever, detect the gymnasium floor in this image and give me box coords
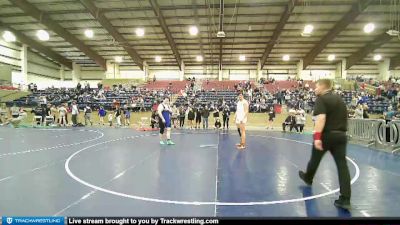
[0,127,399,217]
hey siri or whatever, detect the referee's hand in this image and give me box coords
[314,140,323,151]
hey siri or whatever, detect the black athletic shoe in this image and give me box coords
[334,197,351,210]
[298,171,312,186]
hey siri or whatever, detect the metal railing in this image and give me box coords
[348,118,400,153]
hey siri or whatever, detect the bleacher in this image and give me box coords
[143,81,189,93]
[263,80,316,93]
[174,90,239,111]
[342,91,392,113]
[0,85,18,90]
[202,80,254,91]
[10,89,165,111]
[264,81,298,93]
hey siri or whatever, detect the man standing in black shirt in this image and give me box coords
[299,79,351,210]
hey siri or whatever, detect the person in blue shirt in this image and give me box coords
[124,106,131,126]
[98,106,106,125]
[157,97,175,145]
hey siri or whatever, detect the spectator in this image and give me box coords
[213,107,220,123]
[202,106,210,129]
[171,105,179,128]
[98,106,106,125]
[222,105,230,130]
[108,112,113,127]
[71,101,79,126]
[282,110,297,132]
[115,106,122,127]
[150,108,158,128]
[354,104,364,119]
[296,108,306,133]
[58,104,67,126]
[0,103,8,124]
[179,106,186,128]
[267,107,275,130]
[363,104,369,119]
[124,105,131,126]
[194,107,202,129]
[215,118,222,129]
[50,105,58,123]
[187,106,195,129]
[84,105,93,126]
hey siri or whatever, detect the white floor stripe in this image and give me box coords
[214,130,220,216]
[320,183,332,191]
[55,147,159,215]
[360,210,371,217]
[0,176,13,182]
[0,130,104,158]
[65,134,361,206]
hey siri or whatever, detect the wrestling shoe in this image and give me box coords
[298,171,313,186]
[167,140,175,145]
[334,196,351,210]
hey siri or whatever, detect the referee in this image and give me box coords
[299,79,351,210]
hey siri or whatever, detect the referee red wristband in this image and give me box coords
[314,132,322,141]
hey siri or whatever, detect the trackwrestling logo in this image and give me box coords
[6,217,13,225]
[2,217,64,225]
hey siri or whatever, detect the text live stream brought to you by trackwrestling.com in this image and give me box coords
[2,216,400,225]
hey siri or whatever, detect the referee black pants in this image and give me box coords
[304,131,351,200]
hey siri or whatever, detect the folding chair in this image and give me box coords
[33,116,42,126]
[140,117,149,129]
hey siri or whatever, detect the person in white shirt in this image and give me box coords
[71,101,79,126]
[108,113,113,127]
[84,105,93,126]
[235,93,249,150]
[354,104,364,119]
[296,108,306,133]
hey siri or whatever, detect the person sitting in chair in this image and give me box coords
[282,109,298,132]
[215,118,222,129]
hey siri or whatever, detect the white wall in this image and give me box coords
[185,65,218,79]
[1,39,71,89]
[0,40,20,68]
[149,66,180,80]
[300,70,335,81]
[119,66,145,79]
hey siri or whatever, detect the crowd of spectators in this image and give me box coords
[5,77,400,130]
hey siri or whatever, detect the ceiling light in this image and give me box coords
[364,23,375,33]
[135,28,145,37]
[282,55,290,61]
[303,24,314,34]
[328,54,336,61]
[155,56,162,62]
[36,30,49,41]
[239,55,246,61]
[114,56,123,63]
[373,54,382,61]
[189,26,198,36]
[2,31,16,42]
[84,29,94,38]
[196,55,203,62]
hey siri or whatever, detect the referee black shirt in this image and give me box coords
[313,91,348,133]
